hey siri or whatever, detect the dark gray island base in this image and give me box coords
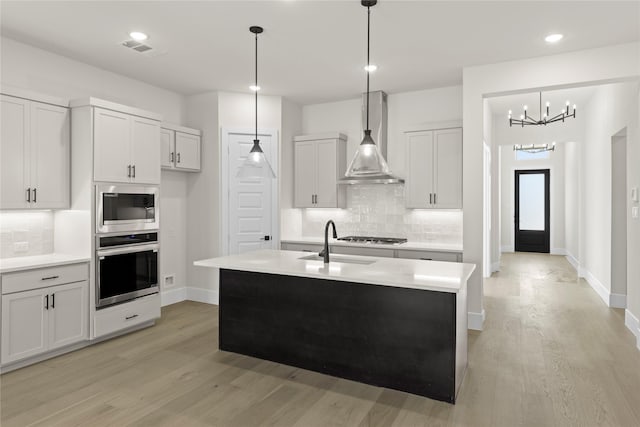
[219,268,468,403]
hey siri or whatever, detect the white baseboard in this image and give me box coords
[161,287,188,307]
[187,287,219,305]
[625,309,640,351]
[565,252,579,270]
[501,245,514,253]
[468,310,485,331]
[550,248,567,256]
[491,261,500,273]
[580,267,626,309]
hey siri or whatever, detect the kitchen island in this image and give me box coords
[195,249,475,403]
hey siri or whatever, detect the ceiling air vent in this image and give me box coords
[120,39,166,58]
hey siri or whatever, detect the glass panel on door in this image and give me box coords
[518,173,545,231]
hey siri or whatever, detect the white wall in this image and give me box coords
[499,143,566,253]
[463,42,639,330]
[564,140,580,263]
[0,37,184,122]
[280,98,303,238]
[580,82,637,306]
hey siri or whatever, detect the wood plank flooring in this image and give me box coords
[2,253,640,426]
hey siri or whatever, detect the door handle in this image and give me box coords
[132,165,136,178]
[429,193,432,204]
[33,188,37,203]
[311,194,314,204]
[41,275,59,281]
[128,165,131,178]
[51,293,55,309]
[26,188,31,203]
[177,153,181,163]
[125,314,139,320]
[44,295,49,310]
[170,152,174,163]
[259,235,271,241]
[433,193,436,205]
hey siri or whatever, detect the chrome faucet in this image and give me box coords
[319,220,338,264]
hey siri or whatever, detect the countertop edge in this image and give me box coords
[0,255,91,274]
[280,238,463,253]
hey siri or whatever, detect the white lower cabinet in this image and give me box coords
[1,280,88,365]
[94,294,160,338]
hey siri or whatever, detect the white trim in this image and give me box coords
[187,288,219,305]
[161,122,201,136]
[220,128,279,257]
[404,120,463,133]
[565,252,579,270]
[501,245,514,253]
[580,267,626,308]
[69,97,162,121]
[468,310,485,331]
[625,309,640,350]
[161,287,188,307]
[0,84,69,107]
[550,248,567,255]
[293,132,347,142]
[491,261,500,273]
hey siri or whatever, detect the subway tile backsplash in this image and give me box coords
[0,211,54,258]
[300,185,462,243]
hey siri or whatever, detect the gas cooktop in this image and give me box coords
[337,236,408,245]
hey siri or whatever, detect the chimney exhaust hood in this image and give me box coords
[339,91,404,185]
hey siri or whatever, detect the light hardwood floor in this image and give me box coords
[1,253,640,426]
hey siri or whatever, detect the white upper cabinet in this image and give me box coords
[405,127,462,209]
[0,94,69,209]
[160,123,201,172]
[93,107,160,184]
[294,133,347,208]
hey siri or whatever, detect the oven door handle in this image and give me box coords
[97,244,159,257]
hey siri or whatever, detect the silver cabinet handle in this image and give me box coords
[177,153,181,163]
[26,188,31,203]
[132,165,136,178]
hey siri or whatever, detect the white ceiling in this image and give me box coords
[1,1,638,105]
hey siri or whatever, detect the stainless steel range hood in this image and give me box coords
[339,91,404,185]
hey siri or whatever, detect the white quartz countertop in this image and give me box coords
[0,254,91,274]
[195,249,475,294]
[281,237,463,253]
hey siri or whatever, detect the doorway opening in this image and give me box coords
[515,169,550,253]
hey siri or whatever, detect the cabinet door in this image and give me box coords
[0,95,30,209]
[433,128,462,209]
[48,281,88,351]
[1,288,48,364]
[294,140,316,208]
[94,108,131,183]
[30,102,70,209]
[131,116,160,184]
[160,128,175,169]
[405,131,434,208]
[315,139,339,207]
[175,132,201,171]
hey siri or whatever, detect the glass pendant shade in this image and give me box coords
[237,139,275,179]
[345,130,391,177]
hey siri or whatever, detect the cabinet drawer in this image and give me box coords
[396,250,460,262]
[281,243,323,253]
[333,246,395,258]
[94,294,160,338]
[2,263,89,294]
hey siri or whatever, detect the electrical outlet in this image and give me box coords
[13,242,29,253]
[163,274,175,288]
[632,207,639,219]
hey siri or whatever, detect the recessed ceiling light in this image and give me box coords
[364,64,377,72]
[545,33,563,43]
[129,31,148,41]
[249,85,261,91]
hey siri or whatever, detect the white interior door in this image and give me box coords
[227,131,276,255]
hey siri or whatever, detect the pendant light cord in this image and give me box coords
[366,5,370,131]
[255,31,258,142]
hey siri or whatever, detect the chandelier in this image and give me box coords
[509,92,576,127]
[513,142,556,153]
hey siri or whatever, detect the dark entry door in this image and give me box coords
[515,169,550,253]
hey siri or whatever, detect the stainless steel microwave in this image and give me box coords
[96,185,159,234]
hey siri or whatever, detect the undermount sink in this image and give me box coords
[298,254,376,265]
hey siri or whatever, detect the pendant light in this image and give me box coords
[343,0,394,180]
[237,26,276,179]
